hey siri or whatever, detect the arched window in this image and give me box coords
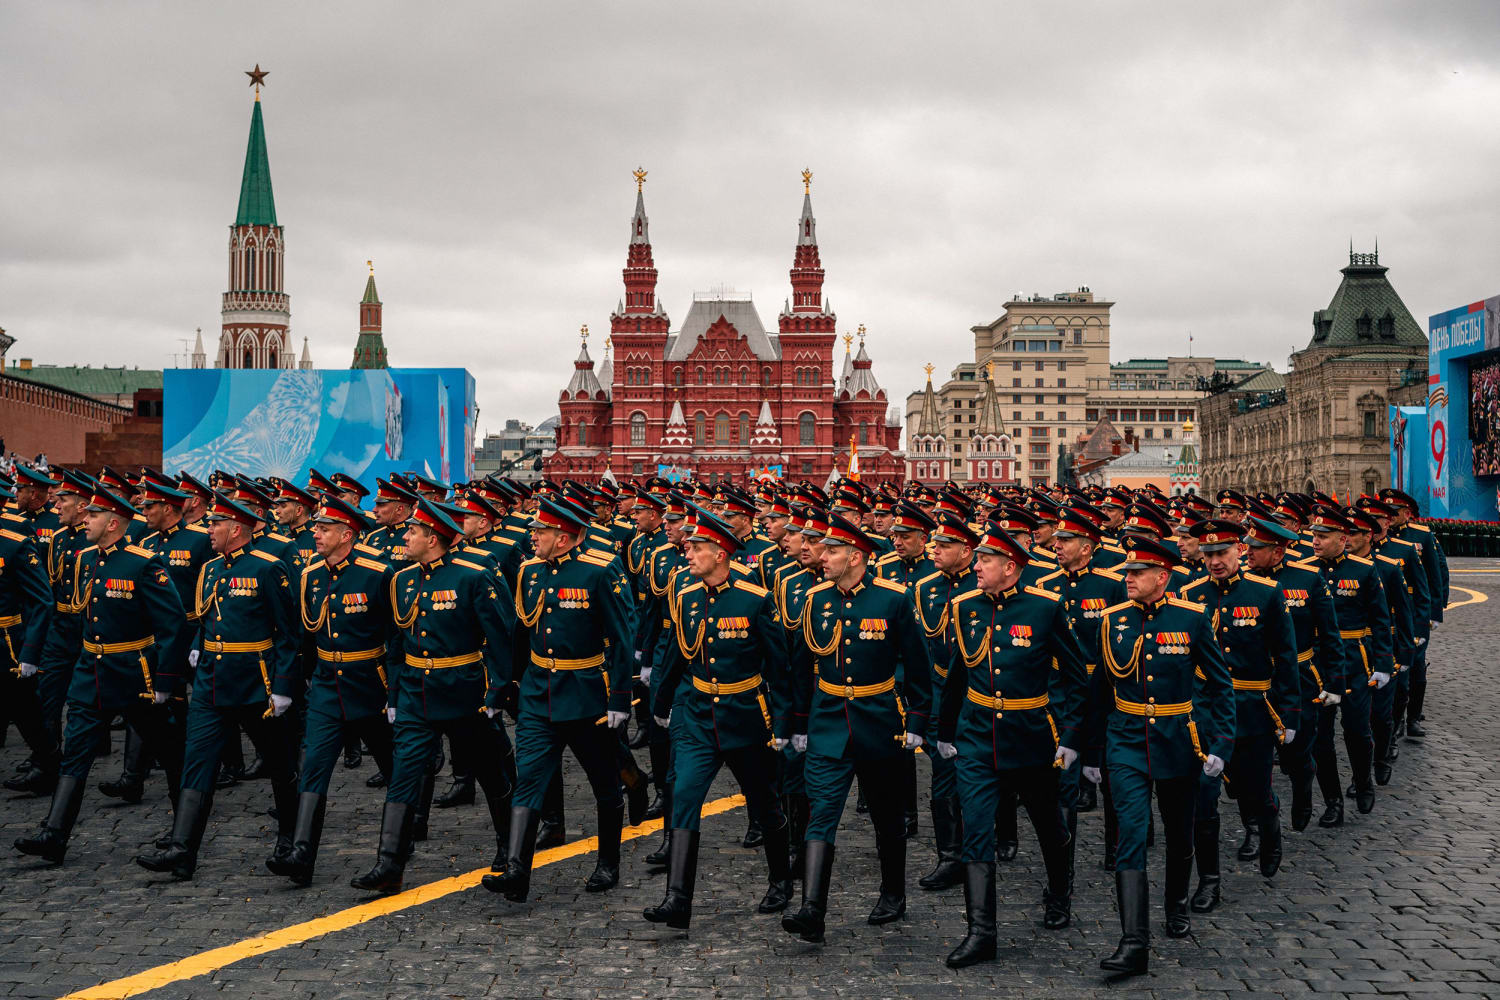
[799,412,815,446]
[715,412,731,445]
[739,412,751,444]
[674,367,683,387]
[630,412,647,446]
[694,412,706,445]
[716,367,729,385]
[696,367,705,385]
[740,367,750,385]
[246,249,256,288]
[578,423,588,446]
[267,348,278,369]
[763,366,772,386]
[976,460,989,480]
[859,420,869,445]
[810,366,820,385]
[916,461,927,480]
[243,347,253,368]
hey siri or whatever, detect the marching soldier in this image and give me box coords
[935,526,1089,968]
[350,500,515,894]
[773,505,828,878]
[15,487,188,866]
[1087,536,1234,976]
[272,481,320,573]
[1361,494,1431,769]
[1178,519,1299,917]
[1344,507,1415,788]
[484,497,635,903]
[905,507,980,892]
[0,484,55,794]
[1380,487,1447,738]
[1241,517,1345,832]
[1308,507,1390,822]
[781,513,932,944]
[639,494,691,867]
[268,498,398,886]
[642,511,793,929]
[364,478,418,565]
[136,493,301,880]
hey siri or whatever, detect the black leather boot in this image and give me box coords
[758,817,793,913]
[867,832,906,924]
[787,794,809,880]
[1236,817,1260,861]
[1290,769,1314,832]
[945,861,997,968]
[1350,741,1376,814]
[482,806,540,902]
[1078,777,1098,812]
[742,817,764,849]
[1406,680,1427,738]
[642,829,698,929]
[621,760,650,828]
[434,775,475,808]
[14,775,86,864]
[1190,816,1221,913]
[342,738,362,770]
[1259,807,1283,878]
[4,761,56,797]
[135,788,212,880]
[918,796,964,891]
[994,791,1018,862]
[645,829,672,871]
[349,801,412,894]
[1040,829,1073,930]
[1319,797,1345,827]
[366,769,387,788]
[1164,838,1193,939]
[96,724,146,802]
[485,782,514,872]
[782,840,834,943]
[267,777,300,866]
[585,803,624,892]
[1099,869,1150,975]
[241,755,267,781]
[410,766,435,847]
[267,792,326,886]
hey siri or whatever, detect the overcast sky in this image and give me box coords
[4,1,1499,436]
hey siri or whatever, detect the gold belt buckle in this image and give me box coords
[548,657,558,672]
[844,684,855,698]
[1144,703,1157,719]
[709,680,721,696]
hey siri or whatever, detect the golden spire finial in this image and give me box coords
[633,167,647,192]
[857,324,866,343]
[580,323,589,342]
[985,361,996,381]
[843,332,853,353]
[367,259,374,276]
[923,362,935,383]
[604,335,612,356]
[801,168,813,194]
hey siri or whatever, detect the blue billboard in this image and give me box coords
[1427,295,1500,519]
[163,367,476,491]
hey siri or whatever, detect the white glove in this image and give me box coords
[1318,690,1341,706]
[1202,754,1225,778]
[188,649,200,668]
[771,737,789,751]
[1395,663,1409,672]
[653,714,671,728]
[1430,620,1439,629]
[903,733,924,750]
[1054,746,1079,770]
[606,710,630,729]
[1083,766,1103,785]
[1370,671,1391,689]
[1280,727,1296,746]
[791,734,808,753]
[935,740,958,760]
[270,694,293,717]
[17,662,38,678]
[485,706,499,719]
[386,706,396,724]
[152,691,169,705]
[634,650,643,662]
[639,666,652,686]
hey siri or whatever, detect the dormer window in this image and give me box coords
[1356,312,1373,340]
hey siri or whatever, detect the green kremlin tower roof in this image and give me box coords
[235,97,278,227]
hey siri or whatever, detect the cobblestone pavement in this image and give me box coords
[3,562,1498,999]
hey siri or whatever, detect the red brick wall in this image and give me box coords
[84,389,163,469]
[0,374,129,464]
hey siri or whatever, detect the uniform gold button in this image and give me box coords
[1149,718,1157,725]
[337,670,343,676]
[846,676,853,682]
[216,655,222,661]
[709,658,716,664]
[1223,646,1230,652]
[1148,697,1156,703]
[420,631,426,637]
[546,628,552,633]
[844,639,851,645]
[1146,675,1153,682]
[707,637,714,644]
[996,712,1003,719]
[1145,654,1153,660]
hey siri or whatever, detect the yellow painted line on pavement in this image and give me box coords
[1445,586,1487,609]
[63,794,747,1000]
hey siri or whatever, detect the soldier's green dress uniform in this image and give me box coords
[938,561,1090,951]
[140,495,302,880]
[0,501,56,786]
[350,503,517,894]
[486,498,634,904]
[15,488,188,866]
[643,515,794,928]
[1383,491,1446,735]
[1177,525,1299,911]
[1310,512,1391,819]
[781,514,933,944]
[1252,517,1345,833]
[37,513,91,756]
[1086,537,1235,974]
[269,500,406,883]
[1366,530,1418,784]
[773,543,821,867]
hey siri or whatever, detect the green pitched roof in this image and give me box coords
[1307,253,1426,350]
[362,273,380,305]
[10,365,162,395]
[235,99,278,227]
[1230,368,1285,392]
